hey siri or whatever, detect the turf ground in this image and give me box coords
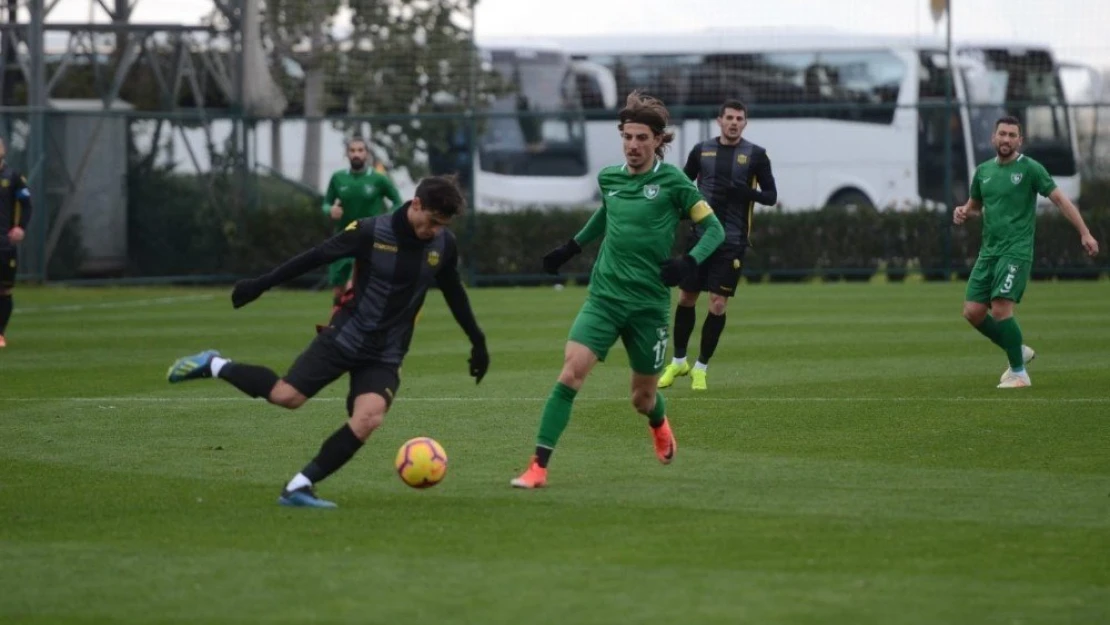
[1,282,1108,624]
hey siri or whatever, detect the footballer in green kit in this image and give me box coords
[323,137,403,309]
[954,115,1100,388]
[511,91,726,489]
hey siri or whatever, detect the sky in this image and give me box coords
[37,0,1110,69]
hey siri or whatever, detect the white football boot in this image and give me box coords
[1000,345,1036,383]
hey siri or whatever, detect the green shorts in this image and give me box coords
[965,256,1030,304]
[568,295,670,375]
[328,258,354,287]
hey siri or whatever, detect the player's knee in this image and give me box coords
[269,382,307,409]
[962,302,988,325]
[348,394,388,439]
[631,387,655,414]
[678,290,698,307]
[708,295,728,315]
[348,410,384,440]
[557,345,593,389]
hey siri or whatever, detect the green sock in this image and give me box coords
[974,315,1006,349]
[646,392,667,428]
[536,382,577,451]
[996,317,1025,369]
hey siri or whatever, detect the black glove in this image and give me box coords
[468,340,490,385]
[660,255,697,287]
[231,278,267,309]
[542,239,582,275]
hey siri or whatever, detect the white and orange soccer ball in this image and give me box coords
[394,437,448,488]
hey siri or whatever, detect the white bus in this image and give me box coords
[552,30,1082,211]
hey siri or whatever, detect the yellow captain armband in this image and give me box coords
[689,200,713,223]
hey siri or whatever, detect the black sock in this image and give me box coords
[697,312,727,365]
[301,424,365,484]
[0,294,11,335]
[673,304,696,359]
[534,445,554,468]
[217,362,279,399]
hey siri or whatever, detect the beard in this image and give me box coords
[349,158,366,170]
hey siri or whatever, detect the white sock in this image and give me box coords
[672,357,687,366]
[694,361,708,371]
[210,357,229,377]
[285,473,312,492]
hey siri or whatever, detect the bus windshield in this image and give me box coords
[479,49,588,177]
[958,47,1076,176]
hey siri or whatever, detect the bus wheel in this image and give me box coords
[825,189,875,212]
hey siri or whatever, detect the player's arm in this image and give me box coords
[682,146,700,181]
[748,149,777,206]
[231,220,374,308]
[1047,188,1100,257]
[661,198,722,286]
[954,169,983,224]
[542,202,607,275]
[11,172,32,231]
[435,237,489,383]
[382,175,403,209]
[685,201,724,263]
[322,175,338,215]
[573,203,608,247]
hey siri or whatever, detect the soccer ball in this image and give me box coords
[394,437,448,489]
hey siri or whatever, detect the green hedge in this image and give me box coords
[45,170,1107,284]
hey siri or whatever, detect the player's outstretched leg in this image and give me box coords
[168,351,282,401]
[279,422,363,509]
[659,301,696,388]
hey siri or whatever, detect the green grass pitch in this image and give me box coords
[1,282,1108,624]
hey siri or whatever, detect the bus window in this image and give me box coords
[917,51,969,205]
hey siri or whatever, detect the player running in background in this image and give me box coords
[323,137,403,312]
[511,91,726,489]
[953,115,1099,388]
[0,137,33,348]
[659,100,777,391]
[166,176,490,508]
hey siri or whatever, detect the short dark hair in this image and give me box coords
[415,174,465,217]
[346,136,369,150]
[718,100,747,117]
[618,90,676,157]
[995,116,1022,133]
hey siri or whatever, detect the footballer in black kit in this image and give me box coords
[660,100,778,391]
[0,136,33,348]
[166,175,489,508]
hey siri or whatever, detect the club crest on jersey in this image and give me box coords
[427,250,440,267]
[736,154,748,165]
[1011,173,1023,184]
[643,184,660,199]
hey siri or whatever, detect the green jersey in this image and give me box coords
[586,160,713,307]
[969,154,1057,261]
[323,168,403,231]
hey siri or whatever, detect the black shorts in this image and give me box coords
[679,243,747,297]
[284,330,401,413]
[0,245,16,289]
